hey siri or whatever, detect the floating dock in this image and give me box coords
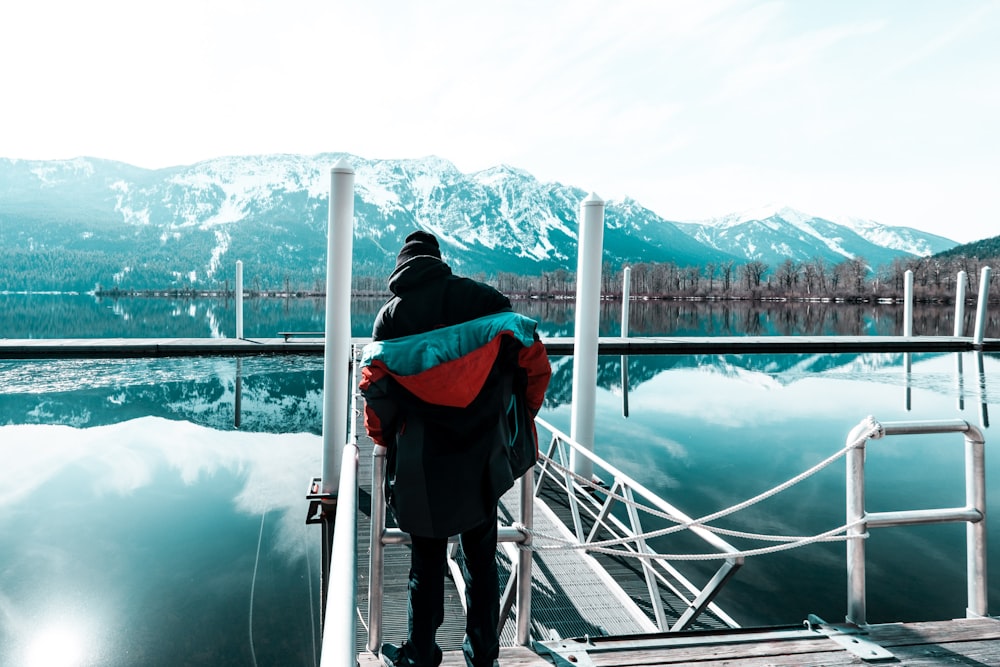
[354,617,1000,665]
[0,334,997,359]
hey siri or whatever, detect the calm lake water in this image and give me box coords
[1,294,999,664]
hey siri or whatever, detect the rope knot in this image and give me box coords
[864,415,885,441]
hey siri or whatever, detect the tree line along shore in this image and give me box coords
[90,252,999,304]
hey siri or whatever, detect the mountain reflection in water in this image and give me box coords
[0,417,321,667]
[2,293,997,340]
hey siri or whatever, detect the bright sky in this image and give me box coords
[1,0,997,243]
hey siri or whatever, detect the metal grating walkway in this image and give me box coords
[351,404,729,656]
[534,478,733,633]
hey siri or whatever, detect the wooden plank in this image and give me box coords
[357,645,552,666]
[868,617,1000,645]
[596,619,1000,666]
[890,638,1000,665]
[522,619,1000,666]
[583,637,850,666]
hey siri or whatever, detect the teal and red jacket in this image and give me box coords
[360,311,551,537]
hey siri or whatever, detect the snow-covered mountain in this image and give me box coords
[833,214,958,257]
[0,155,958,291]
[673,205,957,268]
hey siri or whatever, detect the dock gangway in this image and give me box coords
[318,403,994,665]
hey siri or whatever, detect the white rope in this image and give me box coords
[515,518,869,561]
[518,418,882,559]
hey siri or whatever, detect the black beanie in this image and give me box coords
[395,230,442,267]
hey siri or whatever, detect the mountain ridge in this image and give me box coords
[0,153,960,291]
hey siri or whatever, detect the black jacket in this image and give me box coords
[363,255,551,537]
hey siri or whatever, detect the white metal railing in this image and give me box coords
[321,413,991,663]
[845,417,988,626]
[530,418,744,632]
[319,442,359,667]
[318,348,362,667]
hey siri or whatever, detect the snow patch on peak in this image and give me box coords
[207,229,230,279]
[833,215,939,257]
[29,157,97,185]
[704,204,819,229]
[473,164,532,187]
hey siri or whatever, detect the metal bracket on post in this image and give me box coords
[804,614,895,662]
[305,476,335,524]
[534,632,598,667]
[307,475,339,634]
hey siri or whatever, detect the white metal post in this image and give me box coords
[621,267,631,337]
[903,271,914,409]
[516,471,533,645]
[966,429,988,617]
[621,266,631,419]
[845,422,869,626]
[235,260,244,339]
[973,266,992,347]
[955,270,968,337]
[570,193,605,479]
[904,270,913,337]
[321,160,355,497]
[367,446,387,653]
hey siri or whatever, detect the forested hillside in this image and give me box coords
[936,235,1000,261]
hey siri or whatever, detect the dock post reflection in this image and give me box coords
[904,352,912,411]
[955,272,968,412]
[976,351,989,428]
[235,357,243,428]
[956,351,965,412]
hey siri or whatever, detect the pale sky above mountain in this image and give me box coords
[1,0,997,243]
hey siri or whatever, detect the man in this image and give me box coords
[359,231,551,667]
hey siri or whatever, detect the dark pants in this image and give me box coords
[405,508,500,667]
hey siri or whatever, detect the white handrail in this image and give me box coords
[532,417,742,631]
[319,442,359,667]
[845,417,987,626]
[319,346,362,667]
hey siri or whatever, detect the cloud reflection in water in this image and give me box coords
[0,416,322,666]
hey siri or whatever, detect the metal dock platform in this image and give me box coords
[351,404,1000,665]
[358,618,1000,667]
[346,388,1000,666]
[356,617,1000,666]
[350,409,672,657]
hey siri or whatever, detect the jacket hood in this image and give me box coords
[387,256,451,296]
